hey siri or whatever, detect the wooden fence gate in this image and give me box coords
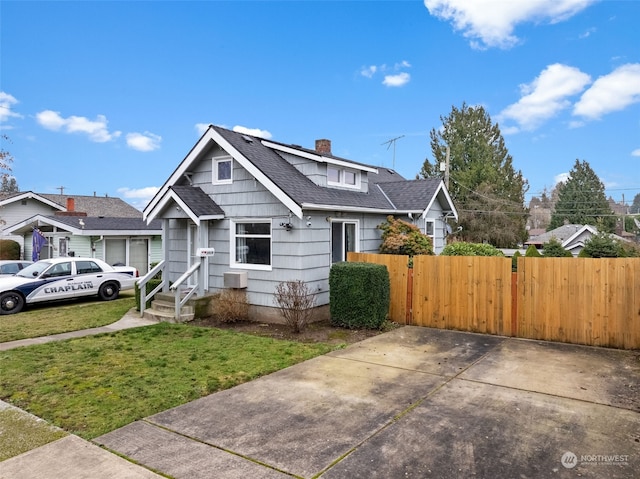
[347,252,640,349]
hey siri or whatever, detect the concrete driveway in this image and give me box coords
[86,326,640,478]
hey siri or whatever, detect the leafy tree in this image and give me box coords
[377,216,433,256]
[0,135,14,184]
[419,103,528,248]
[631,193,640,215]
[0,176,19,193]
[542,238,572,257]
[440,241,504,256]
[511,250,521,272]
[549,159,615,232]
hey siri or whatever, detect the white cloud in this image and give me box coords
[0,92,22,123]
[383,72,411,87]
[126,132,162,152]
[195,123,210,135]
[573,63,640,119]
[554,172,570,184]
[498,64,591,131]
[232,125,272,139]
[360,61,411,86]
[360,65,377,78]
[632,149,640,157]
[36,109,121,142]
[117,186,160,210]
[424,0,597,49]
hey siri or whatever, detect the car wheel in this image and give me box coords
[99,282,119,301]
[0,291,25,314]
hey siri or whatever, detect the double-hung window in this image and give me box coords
[425,219,435,239]
[213,157,233,184]
[231,220,271,270]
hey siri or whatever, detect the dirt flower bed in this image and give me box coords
[190,318,401,345]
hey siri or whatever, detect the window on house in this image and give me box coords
[231,220,271,269]
[213,157,233,184]
[425,220,435,238]
[327,166,359,188]
[331,221,358,263]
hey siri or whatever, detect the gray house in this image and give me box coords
[2,192,162,274]
[143,125,458,320]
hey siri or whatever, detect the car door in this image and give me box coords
[74,260,106,297]
[35,261,76,302]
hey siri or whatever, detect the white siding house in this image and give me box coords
[144,125,458,320]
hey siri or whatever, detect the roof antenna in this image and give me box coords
[381,135,404,169]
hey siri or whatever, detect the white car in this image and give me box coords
[0,257,138,315]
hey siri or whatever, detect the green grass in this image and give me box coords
[0,406,67,461]
[0,293,135,343]
[0,323,337,440]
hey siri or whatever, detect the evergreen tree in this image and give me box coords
[419,103,528,248]
[548,159,615,232]
[631,193,640,214]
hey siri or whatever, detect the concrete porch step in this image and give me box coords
[142,308,195,324]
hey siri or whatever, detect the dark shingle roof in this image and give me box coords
[39,194,143,217]
[170,185,225,217]
[212,125,442,212]
[47,216,162,231]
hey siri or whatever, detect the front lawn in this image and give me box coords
[0,294,135,343]
[0,323,337,439]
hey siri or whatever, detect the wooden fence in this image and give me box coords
[347,252,640,349]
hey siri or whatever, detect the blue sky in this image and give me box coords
[1,0,639,210]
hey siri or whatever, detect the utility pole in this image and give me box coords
[381,135,404,169]
[439,145,450,189]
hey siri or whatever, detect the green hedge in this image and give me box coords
[0,239,21,260]
[329,262,390,329]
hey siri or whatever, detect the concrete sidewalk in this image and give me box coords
[94,327,640,478]
[2,324,639,478]
[0,309,157,351]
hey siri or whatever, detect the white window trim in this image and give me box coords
[327,166,361,189]
[330,219,360,263]
[230,219,272,271]
[425,219,436,239]
[213,157,233,185]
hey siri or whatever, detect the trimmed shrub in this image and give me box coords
[0,239,21,260]
[329,261,390,329]
[440,242,505,257]
[525,244,542,257]
[212,289,249,323]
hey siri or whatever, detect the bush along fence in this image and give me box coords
[347,252,640,349]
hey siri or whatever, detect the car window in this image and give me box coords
[17,261,52,278]
[76,261,104,274]
[0,264,19,274]
[46,262,72,278]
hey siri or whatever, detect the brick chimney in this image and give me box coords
[55,197,87,217]
[66,197,75,212]
[315,139,331,155]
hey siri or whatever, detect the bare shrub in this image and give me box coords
[212,289,249,323]
[274,280,316,333]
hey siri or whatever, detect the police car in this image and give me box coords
[0,257,138,315]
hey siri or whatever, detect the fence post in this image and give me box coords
[406,267,413,325]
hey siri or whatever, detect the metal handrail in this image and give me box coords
[170,261,201,320]
[137,260,166,316]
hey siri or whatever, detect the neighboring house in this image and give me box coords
[143,124,458,320]
[1,192,162,274]
[525,224,630,256]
